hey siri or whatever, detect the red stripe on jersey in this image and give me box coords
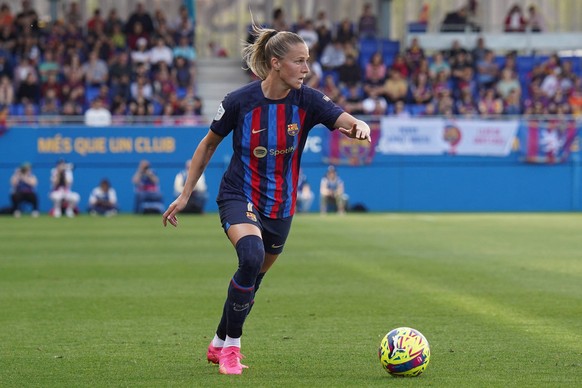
[269,104,287,217]
[250,108,262,207]
[289,108,308,215]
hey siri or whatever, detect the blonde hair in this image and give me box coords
[242,22,306,80]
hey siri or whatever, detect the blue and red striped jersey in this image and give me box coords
[211,81,344,219]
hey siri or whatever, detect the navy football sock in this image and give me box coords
[216,271,266,340]
[221,235,265,339]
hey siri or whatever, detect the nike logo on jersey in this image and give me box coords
[271,243,284,249]
[252,128,267,134]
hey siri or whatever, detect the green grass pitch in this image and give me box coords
[1,213,581,387]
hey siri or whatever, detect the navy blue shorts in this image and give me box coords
[218,199,293,255]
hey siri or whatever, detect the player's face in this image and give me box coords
[277,43,310,89]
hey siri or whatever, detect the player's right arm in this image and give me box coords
[163,130,224,227]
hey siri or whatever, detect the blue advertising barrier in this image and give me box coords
[0,123,580,213]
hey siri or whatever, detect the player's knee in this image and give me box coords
[235,235,265,280]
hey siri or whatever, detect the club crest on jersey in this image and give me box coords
[246,211,257,222]
[253,146,267,158]
[287,123,299,136]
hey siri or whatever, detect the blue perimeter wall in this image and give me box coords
[0,125,581,213]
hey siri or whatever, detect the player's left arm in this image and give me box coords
[334,112,371,142]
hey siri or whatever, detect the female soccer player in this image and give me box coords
[162,22,371,375]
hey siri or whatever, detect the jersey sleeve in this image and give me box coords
[210,92,239,137]
[307,87,345,130]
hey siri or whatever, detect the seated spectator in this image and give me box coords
[358,3,377,39]
[340,83,365,115]
[496,68,521,100]
[88,178,118,216]
[477,88,504,116]
[105,8,124,35]
[433,70,453,98]
[109,23,127,52]
[337,54,361,88]
[504,4,526,32]
[503,89,522,115]
[16,72,40,104]
[428,52,451,81]
[476,51,499,91]
[49,159,80,218]
[83,50,109,87]
[404,37,425,74]
[297,19,318,51]
[455,87,478,116]
[559,60,578,94]
[125,22,150,51]
[526,5,545,32]
[131,37,151,69]
[320,39,346,71]
[126,4,154,45]
[39,88,61,124]
[179,97,204,125]
[390,53,409,78]
[382,69,408,103]
[435,89,455,116]
[84,98,112,127]
[41,73,62,102]
[38,50,59,83]
[296,168,314,213]
[411,56,429,81]
[171,5,194,40]
[548,88,569,115]
[410,72,433,105]
[540,67,560,98]
[87,8,104,33]
[173,159,208,214]
[173,35,197,63]
[443,39,467,65]
[149,36,173,70]
[315,21,332,59]
[132,160,164,214]
[500,52,518,77]
[363,52,386,97]
[336,18,356,47]
[130,74,154,101]
[61,72,86,110]
[171,56,193,89]
[320,166,346,214]
[0,3,14,28]
[471,36,491,64]
[10,162,39,217]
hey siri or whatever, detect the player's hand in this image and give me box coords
[338,123,371,142]
[162,197,187,227]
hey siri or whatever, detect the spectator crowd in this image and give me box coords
[1,1,581,125]
[0,1,204,125]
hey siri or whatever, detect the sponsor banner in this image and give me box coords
[445,119,518,156]
[377,117,447,155]
[377,117,518,156]
[520,119,579,163]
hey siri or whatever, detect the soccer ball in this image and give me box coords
[378,327,430,377]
